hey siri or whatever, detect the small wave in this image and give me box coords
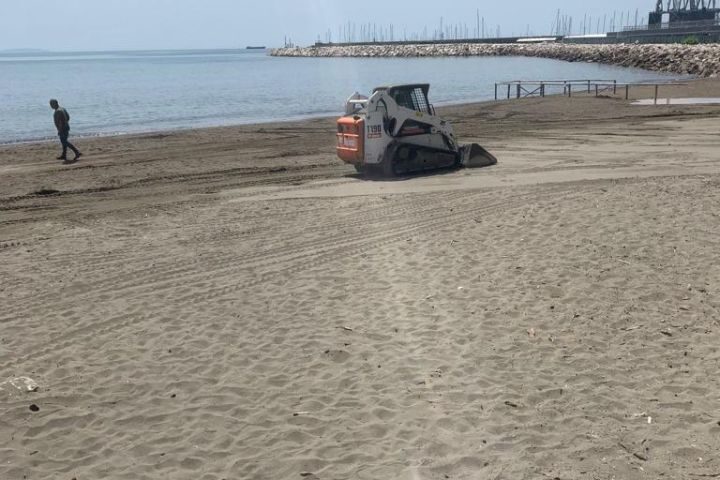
[0,135,56,146]
[0,131,131,146]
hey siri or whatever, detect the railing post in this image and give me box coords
[507,84,511,100]
[541,83,545,97]
[625,84,630,100]
[568,84,572,98]
[587,80,591,94]
[613,80,617,94]
[495,83,498,101]
[517,83,521,99]
[654,84,659,105]
[595,84,599,97]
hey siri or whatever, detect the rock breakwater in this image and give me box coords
[271,43,720,77]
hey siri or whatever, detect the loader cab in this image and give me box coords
[374,84,436,116]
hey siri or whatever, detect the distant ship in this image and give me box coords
[245,46,266,50]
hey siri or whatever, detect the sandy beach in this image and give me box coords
[2,79,720,480]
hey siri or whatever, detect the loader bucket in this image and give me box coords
[460,143,497,168]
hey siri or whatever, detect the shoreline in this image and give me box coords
[0,77,702,149]
[0,110,343,147]
[272,42,720,77]
[0,96,544,147]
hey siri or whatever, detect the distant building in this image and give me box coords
[649,0,720,27]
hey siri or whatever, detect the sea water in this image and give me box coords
[0,48,686,144]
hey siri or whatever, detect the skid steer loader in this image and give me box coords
[336,84,497,176]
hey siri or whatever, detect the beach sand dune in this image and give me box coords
[1,84,720,479]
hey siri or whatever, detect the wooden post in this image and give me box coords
[654,84,659,105]
[613,80,617,94]
[568,84,572,98]
[495,83,498,100]
[625,84,629,100]
[541,83,545,97]
[587,80,591,93]
[517,83,521,99]
[507,84,511,99]
[595,84,599,97]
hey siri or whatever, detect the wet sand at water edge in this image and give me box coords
[1,79,720,480]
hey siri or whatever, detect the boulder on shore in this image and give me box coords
[270,43,720,77]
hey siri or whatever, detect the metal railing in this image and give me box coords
[495,80,617,100]
[494,79,688,103]
[621,18,720,32]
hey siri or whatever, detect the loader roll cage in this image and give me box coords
[374,84,436,115]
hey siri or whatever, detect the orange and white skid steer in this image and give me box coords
[336,84,497,176]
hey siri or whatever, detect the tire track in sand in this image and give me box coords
[2,191,466,315]
[6,186,579,367]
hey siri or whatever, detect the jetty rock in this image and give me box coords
[270,43,720,77]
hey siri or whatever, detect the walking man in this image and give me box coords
[50,99,82,163]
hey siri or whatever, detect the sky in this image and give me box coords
[2,0,656,51]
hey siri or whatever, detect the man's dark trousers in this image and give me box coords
[59,128,80,159]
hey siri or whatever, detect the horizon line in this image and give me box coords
[0,46,274,54]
